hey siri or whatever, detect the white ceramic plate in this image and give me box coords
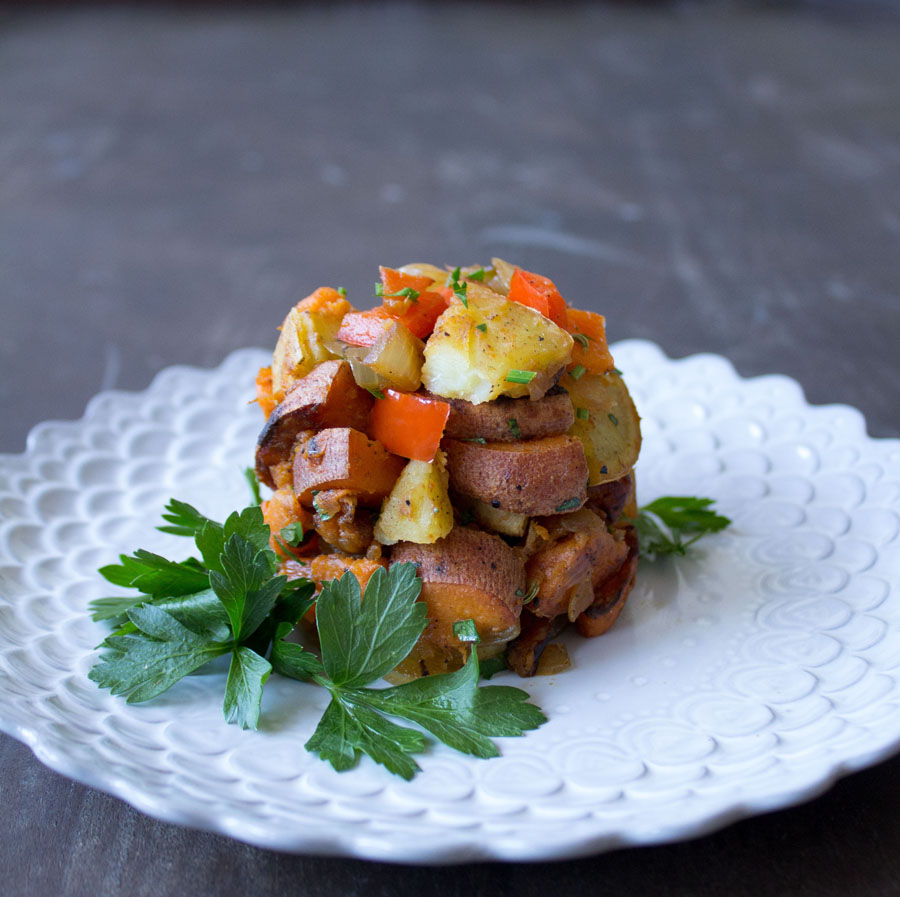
[1,341,899,863]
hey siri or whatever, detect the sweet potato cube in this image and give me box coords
[292,427,404,507]
[256,361,374,488]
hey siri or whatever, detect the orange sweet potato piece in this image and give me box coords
[262,487,315,559]
[391,526,525,648]
[292,427,405,507]
[576,525,639,637]
[255,360,374,488]
[525,511,629,619]
[443,434,588,516]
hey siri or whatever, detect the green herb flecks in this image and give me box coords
[508,418,521,439]
[476,323,487,333]
[569,364,586,381]
[447,267,469,308]
[572,333,589,349]
[367,388,386,400]
[576,407,589,420]
[505,369,536,384]
[243,468,262,506]
[554,497,581,513]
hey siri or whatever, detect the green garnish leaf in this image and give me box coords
[476,322,487,333]
[244,467,263,506]
[367,388,386,400]
[99,550,210,598]
[271,621,323,681]
[570,364,586,381]
[158,498,219,538]
[337,286,347,297]
[447,267,469,308]
[223,646,272,730]
[465,437,487,444]
[279,522,305,546]
[453,618,480,644]
[479,655,508,679]
[635,496,731,561]
[613,367,623,376]
[505,369,536,384]
[382,287,420,302]
[576,407,589,420]
[608,412,619,426]
[508,418,521,439]
[467,267,488,281]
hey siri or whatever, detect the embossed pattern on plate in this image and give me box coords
[1,341,899,863]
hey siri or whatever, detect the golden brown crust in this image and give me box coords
[576,526,639,637]
[256,361,373,488]
[585,472,635,524]
[443,434,589,516]
[391,526,525,648]
[292,427,405,506]
[439,389,574,442]
[311,488,374,555]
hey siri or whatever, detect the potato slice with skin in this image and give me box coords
[375,454,454,546]
[453,493,529,538]
[292,427,405,507]
[391,526,525,649]
[438,387,574,442]
[422,291,573,404]
[255,360,374,488]
[443,434,588,516]
[566,370,642,486]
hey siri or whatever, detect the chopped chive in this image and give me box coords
[608,412,619,426]
[337,286,347,297]
[572,333,589,349]
[613,367,623,376]
[453,619,481,644]
[508,418,521,439]
[374,283,384,297]
[367,388,386,400]
[570,364,586,381]
[554,497,581,513]
[506,369,537,384]
[384,287,420,302]
[466,437,487,444]
[467,267,487,281]
[576,407,589,420]
[476,322,487,333]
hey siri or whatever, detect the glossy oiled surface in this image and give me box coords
[2,1,899,893]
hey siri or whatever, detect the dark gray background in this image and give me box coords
[2,2,899,895]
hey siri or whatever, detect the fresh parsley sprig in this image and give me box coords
[635,496,731,560]
[89,499,546,778]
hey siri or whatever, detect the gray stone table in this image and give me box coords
[1,2,899,895]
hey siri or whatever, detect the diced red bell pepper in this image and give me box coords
[336,308,393,347]
[378,267,449,339]
[507,267,569,328]
[368,389,451,463]
[565,308,615,375]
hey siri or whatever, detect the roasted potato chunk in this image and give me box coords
[374,454,454,545]
[391,526,525,649]
[422,290,573,404]
[255,360,374,488]
[443,434,588,516]
[292,427,405,507]
[566,371,641,486]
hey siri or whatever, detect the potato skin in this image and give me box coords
[391,526,525,647]
[256,361,373,488]
[292,427,405,506]
[443,434,588,516]
[439,388,574,442]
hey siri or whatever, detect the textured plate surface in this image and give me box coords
[1,341,899,863]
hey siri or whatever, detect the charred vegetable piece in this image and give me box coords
[375,455,454,546]
[585,472,636,524]
[391,526,525,649]
[369,389,450,462]
[576,526,639,637]
[506,267,569,328]
[525,511,629,619]
[443,434,589,516]
[439,387,574,442]
[255,360,374,488]
[566,371,641,486]
[506,612,568,678]
[312,489,375,555]
[293,427,405,507]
